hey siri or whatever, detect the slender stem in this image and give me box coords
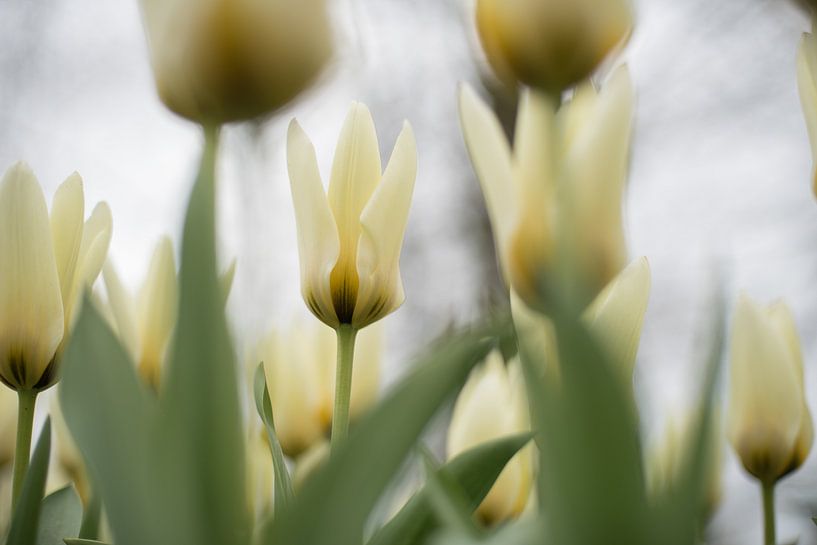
[331,324,358,453]
[12,389,37,508]
[761,480,776,545]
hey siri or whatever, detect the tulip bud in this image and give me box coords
[0,163,111,392]
[447,352,533,525]
[139,0,332,123]
[254,321,381,457]
[727,295,813,484]
[476,0,633,92]
[287,103,417,330]
[459,67,633,312]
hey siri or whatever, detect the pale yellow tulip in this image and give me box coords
[246,430,275,520]
[727,295,812,484]
[254,321,382,458]
[459,67,633,311]
[447,352,533,525]
[139,0,332,123]
[0,162,111,392]
[476,0,632,92]
[287,103,417,330]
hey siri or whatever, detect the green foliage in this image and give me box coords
[7,419,52,545]
[37,486,82,545]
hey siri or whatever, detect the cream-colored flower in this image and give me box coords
[247,429,275,520]
[447,352,533,525]
[288,103,417,330]
[798,21,817,196]
[475,0,632,92]
[255,321,382,458]
[139,0,332,123]
[459,66,633,311]
[512,257,650,385]
[103,237,177,389]
[727,295,813,484]
[0,162,111,391]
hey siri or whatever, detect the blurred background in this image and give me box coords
[1,0,816,542]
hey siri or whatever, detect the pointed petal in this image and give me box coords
[136,237,178,387]
[287,119,340,328]
[353,121,417,327]
[582,256,651,381]
[102,261,139,364]
[50,173,85,310]
[0,162,64,389]
[458,84,516,280]
[65,202,113,329]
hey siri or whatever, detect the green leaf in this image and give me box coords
[428,518,542,545]
[63,540,111,545]
[59,299,158,545]
[263,325,498,545]
[418,449,480,538]
[153,126,250,545]
[37,485,82,545]
[253,362,294,517]
[7,419,52,545]
[78,492,101,540]
[369,433,532,545]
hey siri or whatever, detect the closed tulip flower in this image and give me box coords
[254,321,381,458]
[728,295,812,545]
[459,66,633,312]
[139,0,332,123]
[447,352,533,524]
[476,0,633,92]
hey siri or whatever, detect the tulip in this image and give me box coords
[247,429,275,520]
[727,295,812,545]
[475,0,633,92]
[138,0,332,123]
[459,66,633,312]
[797,21,817,196]
[254,321,381,458]
[447,352,533,524]
[0,162,111,507]
[287,102,416,448]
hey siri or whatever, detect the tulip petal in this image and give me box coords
[582,256,651,382]
[66,202,113,328]
[287,119,340,328]
[354,121,417,327]
[797,32,817,194]
[458,84,516,280]
[50,173,85,311]
[136,237,178,387]
[102,261,139,365]
[0,162,64,389]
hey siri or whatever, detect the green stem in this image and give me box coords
[11,389,37,508]
[761,480,776,545]
[330,324,358,453]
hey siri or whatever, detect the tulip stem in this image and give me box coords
[331,324,357,453]
[761,480,776,545]
[11,389,37,508]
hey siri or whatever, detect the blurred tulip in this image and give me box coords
[797,20,817,195]
[447,352,533,525]
[0,162,111,392]
[476,0,632,92]
[139,0,332,123]
[459,67,633,312]
[246,430,275,520]
[254,321,381,458]
[727,295,812,484]
[287,103,417,331]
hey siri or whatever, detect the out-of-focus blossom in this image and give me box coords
[139,0,332,123]
[446,352,533,524]
[475,0,632,92]
[0,162,111,392]
[287,103,417,331]
[246,429,275,520]
[254,321,382,458]
[797,20,817,195]
[727,295,812,484]
[459,67,633,312]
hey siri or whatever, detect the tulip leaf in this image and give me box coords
[37,485,82,545]
[524,297,650,545]
[78,492,101,540]
[253,362,295,517]
[262,325,498,545]
[7,419,52,545]
[368,433,532,545]
[64,540,111,545]
[418,448,481,538]
[153,127,250,545]
[428,518,542,545]
[59,298,159,545]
